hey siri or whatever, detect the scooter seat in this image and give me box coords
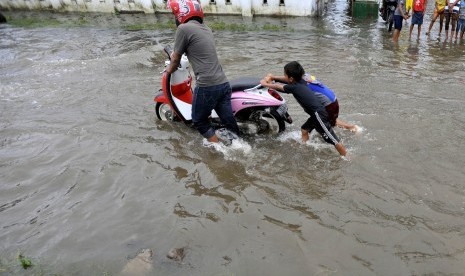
[230,77,261,91]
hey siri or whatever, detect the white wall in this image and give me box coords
[0,0,322,16]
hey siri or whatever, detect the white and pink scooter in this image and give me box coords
[154,46,292,135]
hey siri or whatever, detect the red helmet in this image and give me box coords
[168,0,204,24]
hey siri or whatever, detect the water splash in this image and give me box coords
[202,137,252,161]
[352,125,364,134]
[278,130,334,151]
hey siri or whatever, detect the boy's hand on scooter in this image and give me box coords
[260,78,270,86]
[263,74,274,84]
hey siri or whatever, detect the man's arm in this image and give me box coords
[166,51,182,74]
[399,1,409,19]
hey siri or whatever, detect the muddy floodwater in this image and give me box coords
[1,1,465,275]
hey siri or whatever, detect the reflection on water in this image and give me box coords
[1,2,465,275]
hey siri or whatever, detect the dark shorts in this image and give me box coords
[458,18,465,32]
[445,13,459,30]
[325,99,339,127]
[301,112,340,146]
[411,11,424,25]
[394,15,404,30]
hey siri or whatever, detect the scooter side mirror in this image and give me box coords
[163,45,173,60]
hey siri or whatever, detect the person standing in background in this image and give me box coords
[426,0,447,36]
[454,0,465,38]
[409,0,428,40]
[444,0,461,40]
[393,0,411,43]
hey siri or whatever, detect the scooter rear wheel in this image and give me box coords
[250,110,285,135]
[155,102,175,121]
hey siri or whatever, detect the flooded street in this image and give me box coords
[1,1,465,275]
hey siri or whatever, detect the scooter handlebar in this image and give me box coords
[243,84,265,92]
[164,45,173,60]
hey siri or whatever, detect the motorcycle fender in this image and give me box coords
[272,106,293,124]
[284,112,293,124]
[154,90,168,103]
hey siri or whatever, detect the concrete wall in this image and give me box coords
[0,0,323,16]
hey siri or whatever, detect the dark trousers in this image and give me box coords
[445,12,458,31]
[192,82,239,139]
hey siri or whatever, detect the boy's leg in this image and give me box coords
[301,129,310,143]
[445,13,451,39]
[335,143,347,157]
[461,21,465,38]
[426,10,438,35]
[439,13,445,35]
[410,12,418,39]
[322,129,347,156]
[417,13,424,39]
[457,19,464,38]
[312,113,346,156]
[460,20,465,38]
[393,15,403,42]
[393,29,400,42]
[452,14,458,39]
[455,20,459,38]
[301,118,315,143]
[335,119,359,132]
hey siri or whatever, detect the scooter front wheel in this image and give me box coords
[155,102,175,121]
[387,11,394,32]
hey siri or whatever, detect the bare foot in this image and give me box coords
[349,125,361,133]
[342,153,351,162]
[207,134,219,143]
